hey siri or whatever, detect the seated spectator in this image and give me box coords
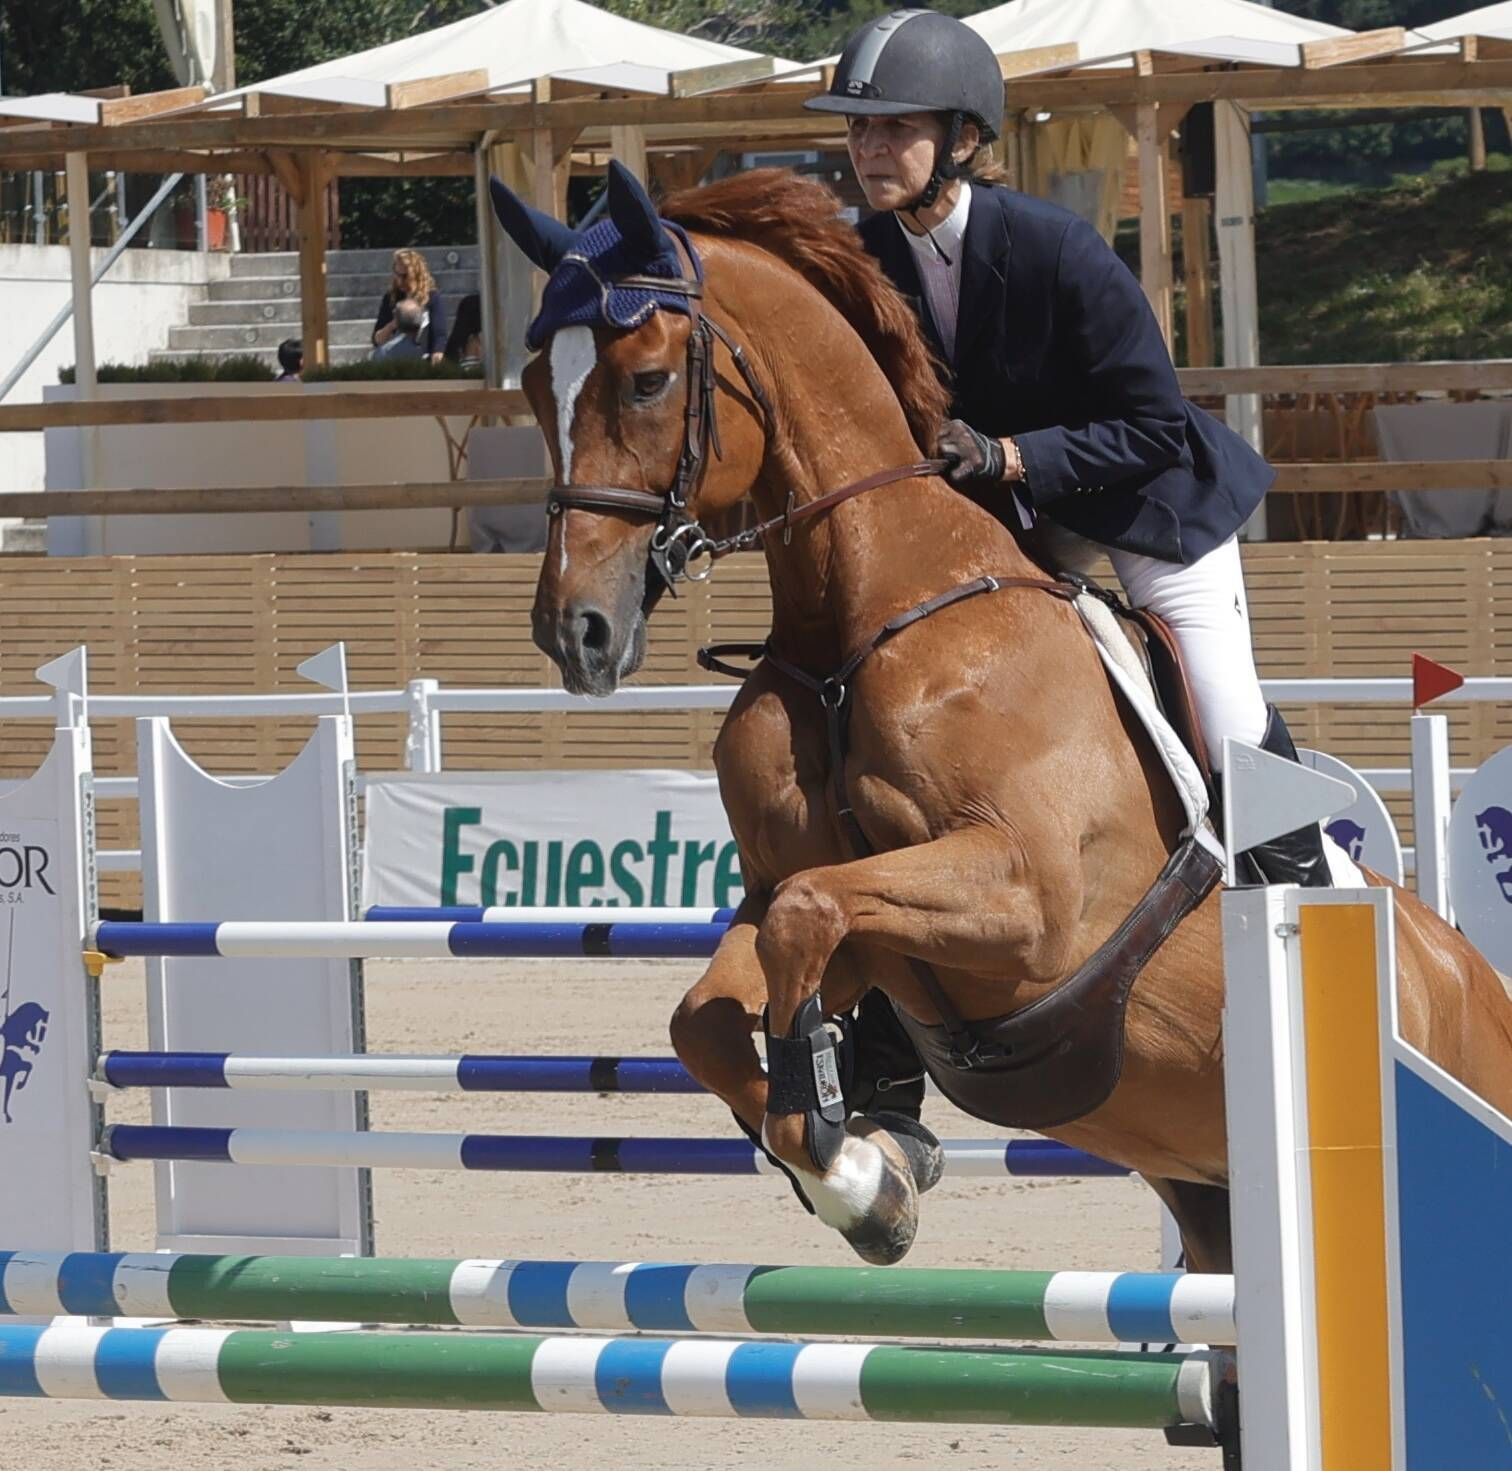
[445,292,483,367]
[372,248,447,363]
[276,338,303,381]
[372,298,427,361]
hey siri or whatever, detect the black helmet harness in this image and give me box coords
[908,110,975,216]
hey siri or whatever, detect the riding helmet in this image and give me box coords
[804,10,1005,143]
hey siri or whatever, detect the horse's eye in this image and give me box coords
[631,370,672,403]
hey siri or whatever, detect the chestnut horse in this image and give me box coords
[493,164,1512,1270]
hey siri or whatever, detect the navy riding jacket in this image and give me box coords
[858,183,1273,564]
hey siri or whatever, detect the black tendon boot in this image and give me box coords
[1247,705,1333,888]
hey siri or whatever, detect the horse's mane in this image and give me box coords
[660,169,950,456]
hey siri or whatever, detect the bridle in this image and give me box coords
[543,237,945,591]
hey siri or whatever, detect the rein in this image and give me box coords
[543,239,949,590]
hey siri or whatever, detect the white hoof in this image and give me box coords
[767,1116,920,1265]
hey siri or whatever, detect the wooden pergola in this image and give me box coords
[1,31,1508,372]
[0,30,1508,539]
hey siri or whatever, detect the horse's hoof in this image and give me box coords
[806,1117,920,1266]
[868,1111,945,1195]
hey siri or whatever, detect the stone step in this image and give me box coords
[205,269,479,304]
[227,245,479,277]
[188,296,373,327]
[167,319,378,353]
[147,344,373,368]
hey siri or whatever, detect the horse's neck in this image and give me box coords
[753,384,1040,669]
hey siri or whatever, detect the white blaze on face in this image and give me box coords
[549,326,597,481]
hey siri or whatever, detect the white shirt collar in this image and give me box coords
[897,181,971,263]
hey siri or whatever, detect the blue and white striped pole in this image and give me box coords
[98,1052,706,1093]
[101,1126,1128,1178]
[91,919,728,961]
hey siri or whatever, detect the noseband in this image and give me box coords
[543,240,944,590]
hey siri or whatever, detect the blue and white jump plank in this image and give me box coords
[102,1126,1128,1177]
[365,906,738,925]
[90,919,728,960]
[97,1052,706,1094]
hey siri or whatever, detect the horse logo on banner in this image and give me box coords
[1475,806,1512,903]
[0,912,48,1124]
[1325,818,1367,862]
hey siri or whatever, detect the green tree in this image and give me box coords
[0,0,175,94]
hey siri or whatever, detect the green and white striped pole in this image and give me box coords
[0,1322,1220,1428]
[0,1250,1236,1345]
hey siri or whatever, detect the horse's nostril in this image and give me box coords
[579,608,611,654]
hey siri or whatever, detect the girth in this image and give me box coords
[699,572,1224,1091]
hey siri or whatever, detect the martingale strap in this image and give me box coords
[701,572,1219,1075]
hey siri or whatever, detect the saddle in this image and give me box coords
[1071,576,1218,803]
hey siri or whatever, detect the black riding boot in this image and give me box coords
[1246,705,1333,888]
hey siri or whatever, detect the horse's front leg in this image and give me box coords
[672,898,947,1263]
[669,898,773,1138]
[757,825,1081,1217]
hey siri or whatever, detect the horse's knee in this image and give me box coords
[759,871,848,967]
[668,988,708,1060]
[668,981,752,1066]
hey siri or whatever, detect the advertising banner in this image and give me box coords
[363,770,743,911]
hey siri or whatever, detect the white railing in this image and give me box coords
[1,673,1500,879]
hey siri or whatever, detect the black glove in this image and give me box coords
[936,418,1007,487]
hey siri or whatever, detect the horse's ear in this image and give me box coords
[606,159,668,262]
[489,176,577,272]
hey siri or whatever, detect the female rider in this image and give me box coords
[805,8,1328,891]
[798,10,1329,1128]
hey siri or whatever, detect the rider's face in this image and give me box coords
[846,112,948,212]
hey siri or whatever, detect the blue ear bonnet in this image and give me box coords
[526,217,701,352]
[489,159,703,353]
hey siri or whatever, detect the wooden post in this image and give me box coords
[527,127,573,224]
[1181,196,1214,368]
[609,125,648,181]
[489,137,534,389]
[298,152,331,369]
[1017,114,1038,195]
[999,119,1022,192]
[65,150,99,493]
[1468,107,1487,172]
[1137,103,1174,351]
[474,136,506,392]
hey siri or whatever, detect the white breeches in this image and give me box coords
[1105,535,1268,768]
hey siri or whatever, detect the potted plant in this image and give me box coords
[204,176,244,251]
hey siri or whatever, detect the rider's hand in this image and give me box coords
[937,419,1008,487]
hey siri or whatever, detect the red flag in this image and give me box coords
[1412,653,1464,709]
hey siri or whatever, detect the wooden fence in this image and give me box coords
[0,541,1506,907]
[234,171,340,254]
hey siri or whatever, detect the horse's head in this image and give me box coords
[491,163,767,695]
